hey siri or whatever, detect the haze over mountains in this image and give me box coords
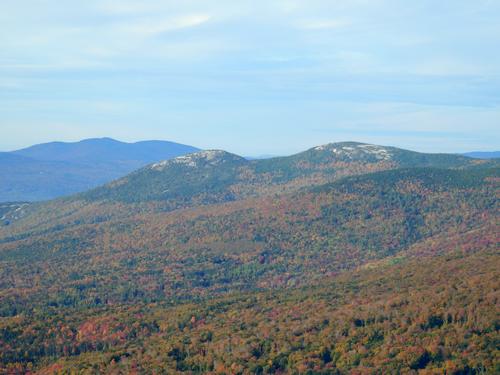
[462,151,500,159]
[1,137,498,203]
[0,138,199,202]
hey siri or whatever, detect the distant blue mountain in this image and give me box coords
[13,137,198,164]
[1,138,199,202]
[245,154,280,160]
[462,151,500,159]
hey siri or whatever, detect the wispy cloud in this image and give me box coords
[117,14,212,37]
[0,0,499,153]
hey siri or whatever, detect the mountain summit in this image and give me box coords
[296,141,473,167]
[12,137,199,165]
[310,142,393,161]
[0,138,200,202]
[76,142,478,207]
[150,150,247,171]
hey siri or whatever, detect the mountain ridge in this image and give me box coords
[12,137,199,164]
[0,138,200,202]
[0,141,498,373]
[0,166,496,330]
[75,141,479,206]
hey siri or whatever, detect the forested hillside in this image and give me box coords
[1,246,498,373]
[78,142,478,205]
[0,143,498,373]
[1,142,482,234]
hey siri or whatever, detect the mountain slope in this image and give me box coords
[1,166,497,312]
[82,150,248,206]
[75,142,478,206]
[1,142,481,235]
[0,143,497,373]
[0,138,199,202]
[0,152,102,202]
[1,240,498,373]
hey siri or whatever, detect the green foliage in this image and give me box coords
[0,145,497,373]
[0,249,497,373]
[71,143,477,206]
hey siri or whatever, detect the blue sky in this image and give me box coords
[1,0,499,155]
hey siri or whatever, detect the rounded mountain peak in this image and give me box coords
[310,142,393,161]
[150,150,247,171]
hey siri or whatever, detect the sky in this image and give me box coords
[1,0,499,156]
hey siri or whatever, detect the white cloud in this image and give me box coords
[117,14,212,37]
[1,0,499,153]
